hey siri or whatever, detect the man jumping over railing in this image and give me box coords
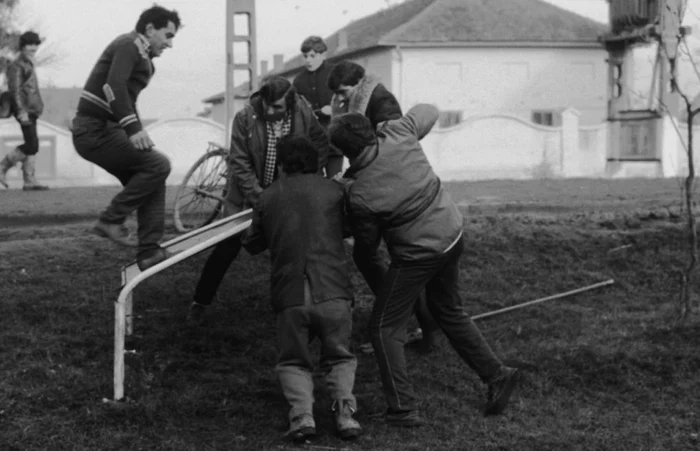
[72,5,181,271]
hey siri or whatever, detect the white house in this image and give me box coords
[272,0,609,127]
[203,0,609,128]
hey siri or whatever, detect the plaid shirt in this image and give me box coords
[263,115,292,187]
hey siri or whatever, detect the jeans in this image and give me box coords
[370,238,503,413]
[276,280,357,420]
[72,115,171,252]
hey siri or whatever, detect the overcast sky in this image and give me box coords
[10,0,629,119]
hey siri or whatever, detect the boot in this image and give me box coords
[21,154,49,191]
[0,148,26,188]
[332,399,362,439]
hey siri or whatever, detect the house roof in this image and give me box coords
[274,0,608,76]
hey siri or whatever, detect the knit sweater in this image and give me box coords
[76,31,154,136]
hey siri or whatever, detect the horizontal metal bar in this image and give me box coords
[117,212,252,303]
[472,279,615,321]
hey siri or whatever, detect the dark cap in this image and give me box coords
[19,31,42,48]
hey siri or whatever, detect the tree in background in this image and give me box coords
[0,0,21,84]
[0,0,64,88]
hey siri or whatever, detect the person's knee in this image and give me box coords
[149,151,171,182]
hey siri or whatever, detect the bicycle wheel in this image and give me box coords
[173,147,228,232]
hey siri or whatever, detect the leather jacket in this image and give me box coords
[6,52,44,119]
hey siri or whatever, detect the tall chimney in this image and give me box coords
[337,30,348,51]
[273,54,284,71]
[260,60,269,76]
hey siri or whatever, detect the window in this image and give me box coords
[438,110,463,128]
[531,110,556,126]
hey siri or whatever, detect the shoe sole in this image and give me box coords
[289,427,316,441]
[484,369,522,416]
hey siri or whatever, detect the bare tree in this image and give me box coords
[0,0,66,88]
[658,0,697,320]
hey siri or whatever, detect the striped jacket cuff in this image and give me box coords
[121,115,143,136]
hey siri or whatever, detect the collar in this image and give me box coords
[136,32,151,55]
[18,52,34,66]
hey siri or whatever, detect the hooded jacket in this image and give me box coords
[344,104,463,263]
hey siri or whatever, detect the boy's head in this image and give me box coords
[19,31,41,60]
[327,61,365,102]
[135,4,181,58]
[328,113,375,160]
[259,76,296,122]
[300,36,327,72]
[277,136,319,175]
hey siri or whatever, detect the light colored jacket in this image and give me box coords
[344,104,463,262]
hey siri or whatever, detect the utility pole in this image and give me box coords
[225,0,258,141]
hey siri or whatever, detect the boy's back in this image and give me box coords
[258,173,353,311]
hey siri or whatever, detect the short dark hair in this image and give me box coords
[277,136,318,175]
[328,61,365,92]
[259,76,296,111]
[136,5,182,33]
[19,31,41,49]
[328,113,375,160]
[300,36,327,54]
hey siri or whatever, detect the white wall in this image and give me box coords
[419,109,608,181]
[145,118,226,186]
[396,46,607,126]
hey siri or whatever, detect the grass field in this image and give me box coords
[1,179,699,450]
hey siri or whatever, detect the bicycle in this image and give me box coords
[172,141,229,233]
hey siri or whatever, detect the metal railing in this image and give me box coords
[113,209,252,400]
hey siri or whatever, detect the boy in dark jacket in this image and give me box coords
[188,76,328,323]
[328,60,402,129]
[292,36,344,177]
[245,135,361,441]
[0,31,48,190]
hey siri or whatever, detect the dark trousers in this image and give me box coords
[18,115,39,156]
[370,238,503,413]
[193,234,242,305]
[71,115,171,252]
[353,243,440,339]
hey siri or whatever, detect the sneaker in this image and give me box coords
[286,413,316,441]
[484,366,521,416]
[137,247,172,271]
[332,400,362,439]
[385,409,425,427]
[93,220,137,247]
